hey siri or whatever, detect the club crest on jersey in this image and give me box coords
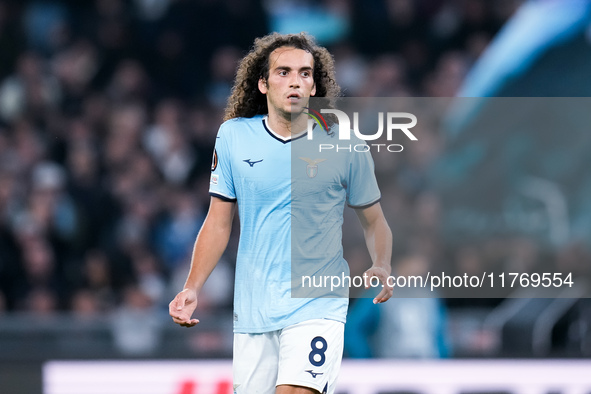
[299,157,326,178]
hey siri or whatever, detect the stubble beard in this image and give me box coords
[287,108,309,133]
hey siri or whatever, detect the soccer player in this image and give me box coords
[169,32,393,394]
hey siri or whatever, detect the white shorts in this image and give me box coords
[233,319,344,394]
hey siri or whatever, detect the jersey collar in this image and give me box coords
[262,116,308,144]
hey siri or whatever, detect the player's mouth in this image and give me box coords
[287,92,302,102]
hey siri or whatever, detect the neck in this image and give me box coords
[267,111,308,138]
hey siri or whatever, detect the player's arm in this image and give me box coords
[169,196,236,327]
[355,202,393,304]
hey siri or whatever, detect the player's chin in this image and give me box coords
[288,100,308,112]
[288,107,308,120]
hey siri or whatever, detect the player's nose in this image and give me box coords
[289,74,301,88]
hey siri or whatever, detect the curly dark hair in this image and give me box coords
[223,32,341,123]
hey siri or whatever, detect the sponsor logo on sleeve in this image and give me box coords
[211,149,218,171]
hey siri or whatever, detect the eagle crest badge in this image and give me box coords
[299,157,327,178]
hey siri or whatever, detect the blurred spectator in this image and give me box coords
[206,46,242,108]
[22,1,69,55]
[25,287,59,316]
[0,51,61,122]
[12,234,63,311]
[424,51,469,97]
[111,284,161,355]
[103,102,146,174]
[154,188,204,273]
[51,39,99,115]
[130,249,167,306]
[106,59,151,103]
[143,98,196,185]
[332,43,368,96]
[358,54,410,97]
[70,288,101,318]
[28,161,79,242]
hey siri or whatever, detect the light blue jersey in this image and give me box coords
[210,114,380,333]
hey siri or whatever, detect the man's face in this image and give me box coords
[258,47,316,121]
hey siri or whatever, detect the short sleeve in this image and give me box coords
[209,125,236,201]
[346,145,381,208]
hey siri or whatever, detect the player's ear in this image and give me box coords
[311,82,316,97]
[258,78,268,94]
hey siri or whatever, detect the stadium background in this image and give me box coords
[0,0,590,393]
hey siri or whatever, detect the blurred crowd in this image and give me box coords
[0,0,520,325]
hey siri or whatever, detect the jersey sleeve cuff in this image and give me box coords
[348,197,381,209]
[210,192,237,202]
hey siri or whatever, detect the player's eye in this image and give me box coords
[301,71,311,77]
[279,70,288,76]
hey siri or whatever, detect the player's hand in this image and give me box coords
[169,289,200,327]
[363,266,393,304]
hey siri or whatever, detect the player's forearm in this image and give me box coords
[183,210,234,294]
[364,216,393,274]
